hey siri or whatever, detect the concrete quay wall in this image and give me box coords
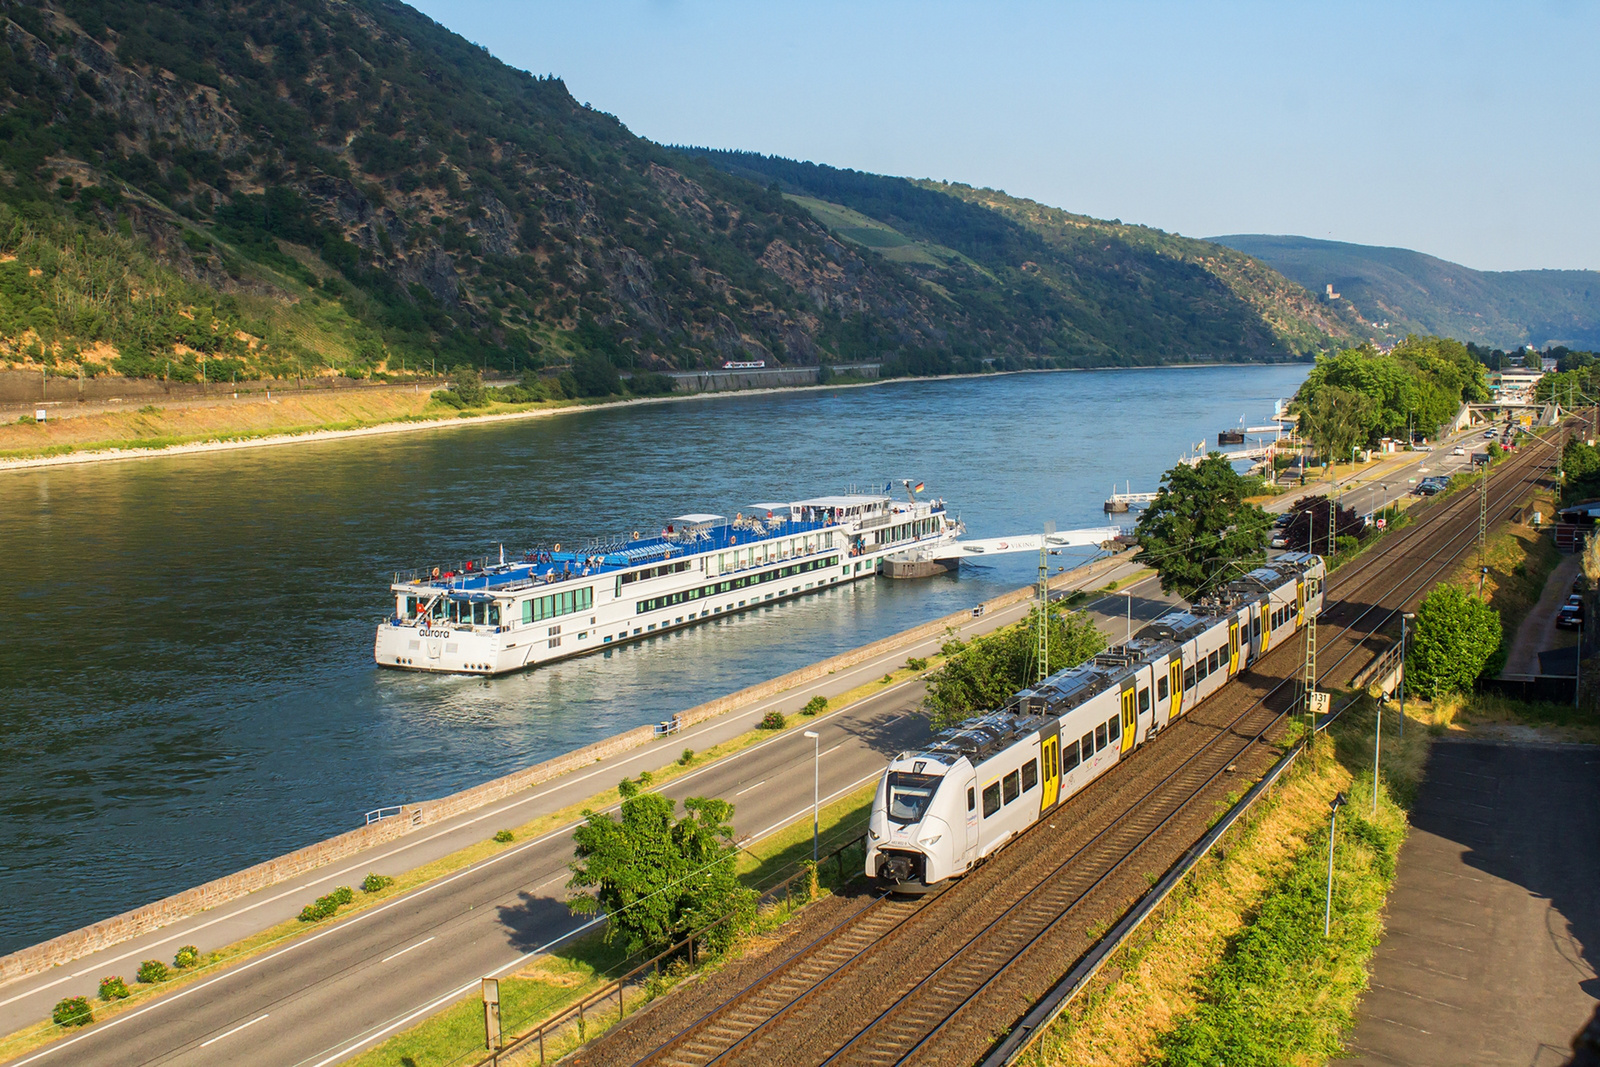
[0,550,1130,984]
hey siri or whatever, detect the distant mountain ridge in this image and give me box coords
[1211,234,1600,350]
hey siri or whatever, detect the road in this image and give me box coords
[0,423,1495,1066]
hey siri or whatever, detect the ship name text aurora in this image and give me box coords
[376,487,962,675]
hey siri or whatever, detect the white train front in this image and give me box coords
[866,552,1324,890]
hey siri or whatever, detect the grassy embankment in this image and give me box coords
[1024,704,1419,1066]
[0,386,593,461]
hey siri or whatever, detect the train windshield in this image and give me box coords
[886,772,942,824]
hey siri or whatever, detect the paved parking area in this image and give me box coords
[1342,740,1600,1066]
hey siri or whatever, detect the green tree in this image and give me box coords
[567,780,754,957]
[571,352,623,397]
[1299,385,1377,466]
[448,364,487,406]
[923,606,1105,729]
[1408,584,1503,698]
[1134,455,1271,599]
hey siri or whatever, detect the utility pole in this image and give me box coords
[1036,522,1054,683]
[1325,792,1347,937]
[1303,587,1318,725]
[1478,464,1489,598]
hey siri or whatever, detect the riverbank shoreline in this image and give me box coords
[0,358,1305,473]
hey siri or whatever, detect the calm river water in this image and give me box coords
[0,363,1307,952]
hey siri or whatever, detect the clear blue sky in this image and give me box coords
[410,1,1599,273]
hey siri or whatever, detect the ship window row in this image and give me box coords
[716,534,835,573]
[636,555,839,614]
[523,586,593,624]
[405,597,505,627]
[620,560,693,586]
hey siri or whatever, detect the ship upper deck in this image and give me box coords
[389,492,949,598]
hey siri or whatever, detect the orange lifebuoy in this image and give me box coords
[431,566,441,579]
[553,543,561,552]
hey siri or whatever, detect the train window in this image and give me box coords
[1108,715,1120,743]
[1208,650,1219,673]
[1095,723,1108,751]
[982,782,1001,817]
[1022,759,1038,791]
[967,787,976,812]
[1139,688,1151,713]
[1002,771,1021,804]
[1184,665,1196,690]
[1158,676,1169,701]
[1082,733,1094,762]
[1253,616,1261,637]
[1063,744,1080,772]
[885,772,941,824]
[1196,658,1208,682]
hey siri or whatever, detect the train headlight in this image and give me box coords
[920,834,942,846]
[868,828,879,841]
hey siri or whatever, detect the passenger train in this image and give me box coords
[865,552,1325,890]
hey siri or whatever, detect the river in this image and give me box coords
[0,363,1308,953]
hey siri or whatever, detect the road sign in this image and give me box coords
[1376,518,1387,529]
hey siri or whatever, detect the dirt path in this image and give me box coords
[1501,551,1582,675]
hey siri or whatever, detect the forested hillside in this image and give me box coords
[1213,234,1600,351]
[0,0,1351,385]
[693,151,1362,369]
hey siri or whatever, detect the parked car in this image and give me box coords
[1484,429,1498,438]
[1557,600,1584,629]
[1452,446,1466,456]
[1273,513,1294,528]
[1270,535,1290,549]
[1414,483,1441,496]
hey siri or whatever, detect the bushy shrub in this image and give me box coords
[759,711,786,730]
[297,886,355,923]
[97,976,129,1001]
[637,770,654,787]
[801,696,828,716]
[430,387,464,409]
[629,371,676,396]
[448,365,488,406]
[906,657,928,671]
[679,748,694,765]
[493,829,514,843]
[361,873,394,893]
[136,959,168,984]
[52,996,92,1027]
[172,945,199,969]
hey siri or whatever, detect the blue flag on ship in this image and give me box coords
[884,481,891,493]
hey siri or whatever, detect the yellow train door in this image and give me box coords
[1120,686,1137,753]
[1169,658,1184,718]
[1296,579,1306,626]
[1040,735,1059,811]
[1228,618,1240,675]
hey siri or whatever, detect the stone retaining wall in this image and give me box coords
[0,550,1131,984]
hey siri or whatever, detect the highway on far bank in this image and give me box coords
[0,424,1494,1066]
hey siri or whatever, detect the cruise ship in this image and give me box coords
[375,486,963,675]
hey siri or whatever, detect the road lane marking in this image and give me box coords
[380,937,435,964]
[821,743,847,757]
[741,770,883,843]
[300,918,606,1067]
[199,1013,269,1048]
[733,779,767,796]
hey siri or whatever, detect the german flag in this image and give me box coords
[913,481,925,493]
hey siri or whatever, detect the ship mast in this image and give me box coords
[1036,520,1054,683]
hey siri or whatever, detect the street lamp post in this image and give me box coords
[1400,612,1414,739]
[1325,791,1347,937]
[803,730,821,862]
[1121,590,1135,644]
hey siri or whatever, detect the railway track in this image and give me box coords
[596,433,1562,1067]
